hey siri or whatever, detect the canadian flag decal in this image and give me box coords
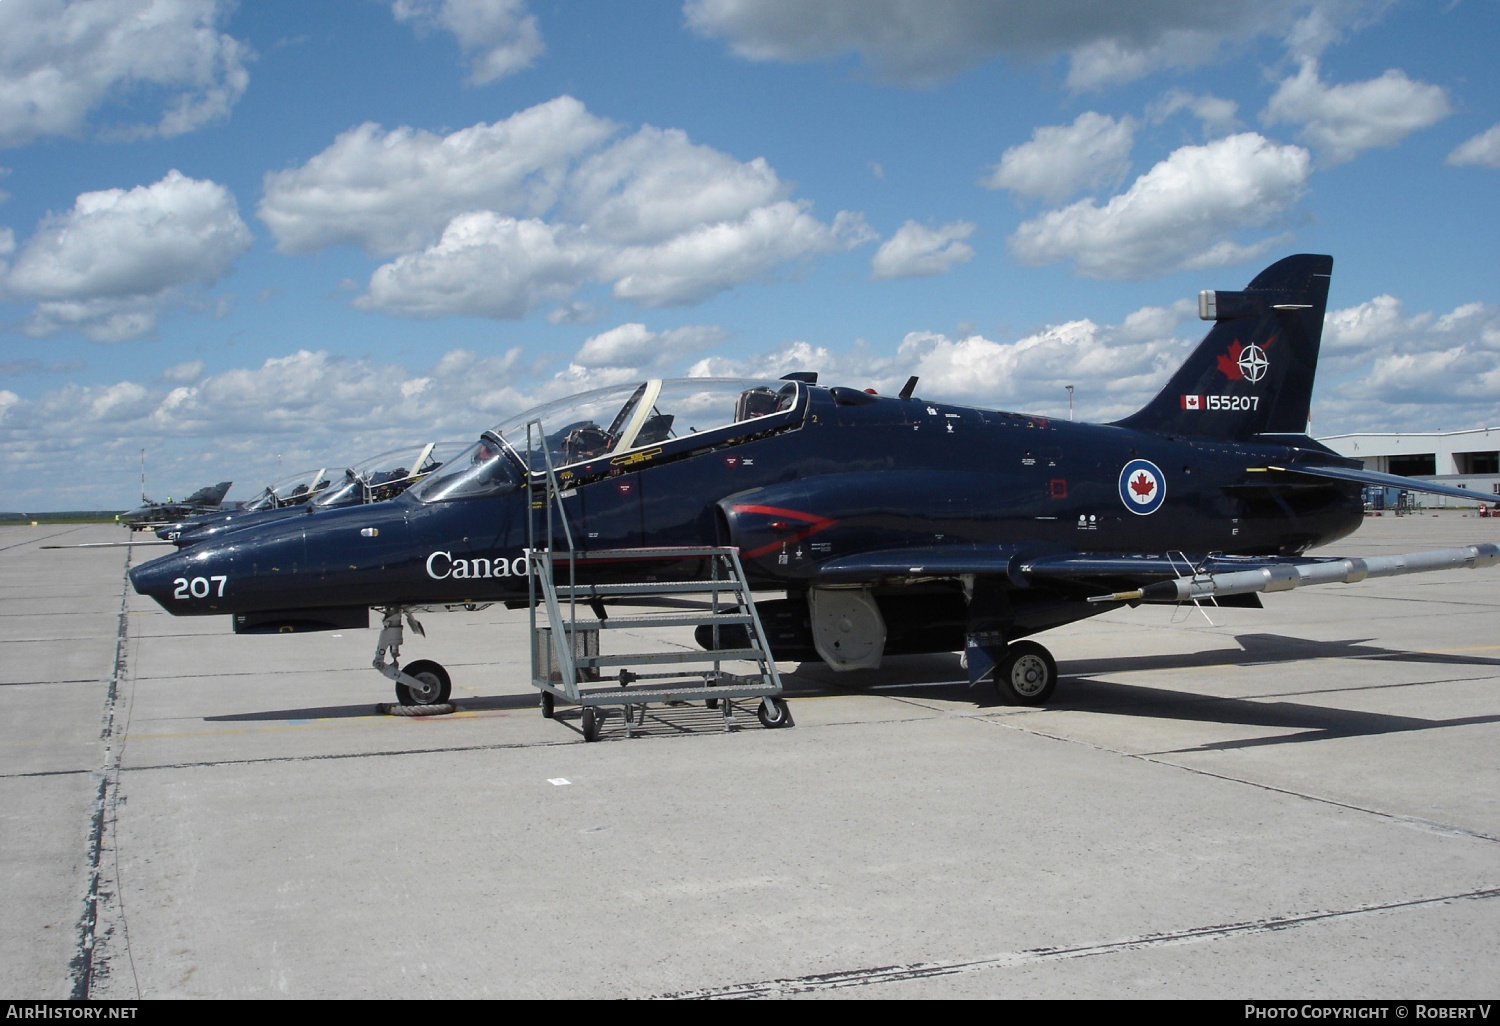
[1181,394,1202,410]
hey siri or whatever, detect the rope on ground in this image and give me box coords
[375,702,456,716]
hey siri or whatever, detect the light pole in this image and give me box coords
[1065,385,1074,421]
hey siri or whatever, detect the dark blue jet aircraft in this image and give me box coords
[162,442,459,548]
[118,480,232,531]
[151,466,331,542]
[130,255,1497,708]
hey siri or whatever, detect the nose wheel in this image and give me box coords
[394,659,452,706]
[994,641,1058,705]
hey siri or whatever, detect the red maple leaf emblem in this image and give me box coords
[1130,472,1156,498]
[1216,340,1245,380]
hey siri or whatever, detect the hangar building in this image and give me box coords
[1318,427,1500,506]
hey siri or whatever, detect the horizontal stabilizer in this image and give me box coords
[1089,544,1500,604]
[1254,463,1492,505]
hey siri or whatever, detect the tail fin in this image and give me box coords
[1113,254,1332,439]
[187,481,233,506]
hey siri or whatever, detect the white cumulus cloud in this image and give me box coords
[1147,89,1241,137]
[1447,124,1500,169]
[564,126,786,246]
[2,170,253,341]
[573,322,725,368]
[0,0,250,148]
[1316,296,1500,433]
[1261,59,1451,166]
[980,112,1135,202]
[266,97,873,317]
[1008,133,1310,279]
[390,0,544,84]
[357,213,596,319]
[259,96,615,256]
[685,0,1348,90]
[870,220,975,280]
[603,203,871,307]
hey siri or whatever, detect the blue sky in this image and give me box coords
[0,0,1496,509]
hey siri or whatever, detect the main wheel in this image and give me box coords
[395,659,452,706]
[540,690,555,719]
[756,697,794,728]
[994,641,1057,705]
[581,706,601,742]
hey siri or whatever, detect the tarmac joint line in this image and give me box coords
[67,548,137,1000]
[660,885,1500,999]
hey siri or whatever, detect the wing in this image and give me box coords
[1253,463,1486,506]
[806,543,1500,603]
[1082,544,1499,604]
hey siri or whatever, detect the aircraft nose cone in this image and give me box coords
[129,550,188,607]
[129,544,237,614]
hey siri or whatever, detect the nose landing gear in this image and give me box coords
[373,607,453,706]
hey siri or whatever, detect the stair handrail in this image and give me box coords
[524,418,582,700]
[727,546,783,692]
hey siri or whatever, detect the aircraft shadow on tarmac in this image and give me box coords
[1056,632,1500,754]
[202,632,1500,749]
[1061,632,1500,677]
[204,692,544,722]
[781,633,1500,753]
[1064,681,1500,754]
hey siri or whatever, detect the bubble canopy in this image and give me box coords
[309,441,463,509]
[410,378,802,503]
[243,467,332,511]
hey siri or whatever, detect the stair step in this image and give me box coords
[535,546,737,561]
[573,685,779,705]
[562,613,753,631]
[579,647,764,668]
[555,581,748,597]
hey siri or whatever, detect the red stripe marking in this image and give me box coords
[730,504,837,559]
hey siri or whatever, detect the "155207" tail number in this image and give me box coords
[1181,394,1260,411]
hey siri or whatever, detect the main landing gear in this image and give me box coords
[993,640,1058,705]
[965,634,1059,705]
[373,607,453,706]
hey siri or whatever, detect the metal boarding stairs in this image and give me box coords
[522,420,790,742]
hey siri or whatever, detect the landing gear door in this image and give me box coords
[809,587,886,670]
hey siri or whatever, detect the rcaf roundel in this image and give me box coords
[1119,458,1166,515]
